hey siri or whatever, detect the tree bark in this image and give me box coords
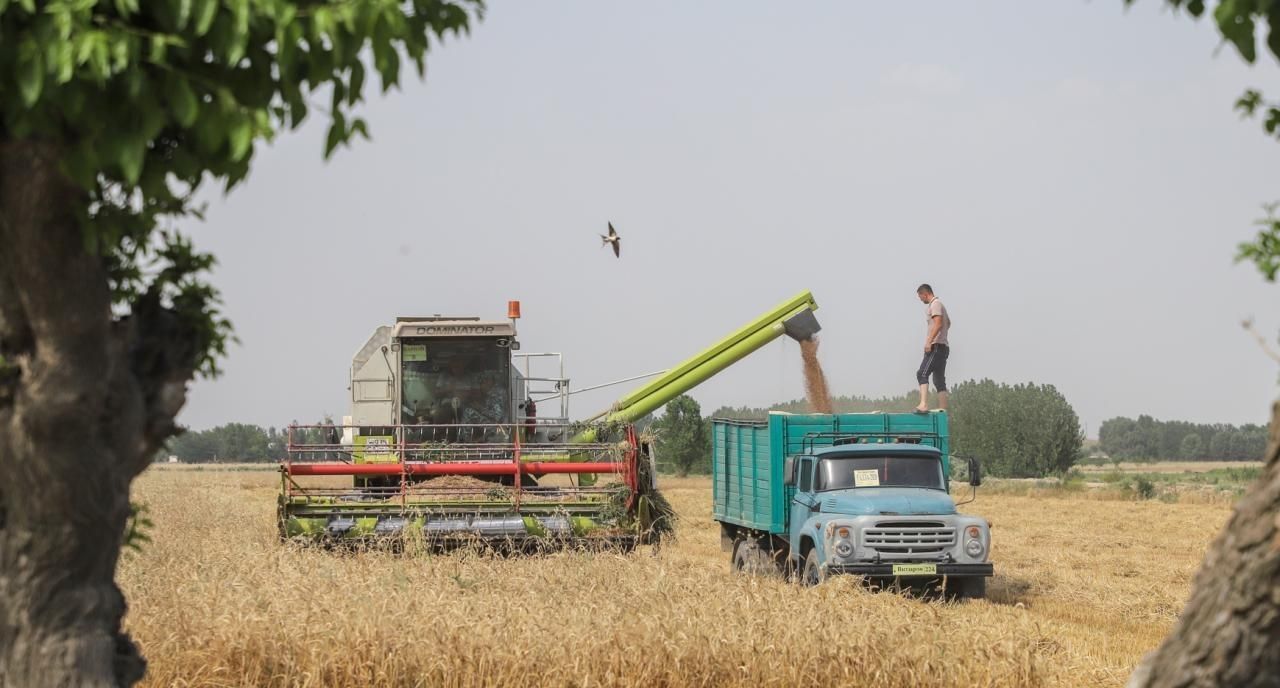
[0,140,195,687]
[1129,401,1280,687]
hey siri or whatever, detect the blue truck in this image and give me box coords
[712,411,992,598]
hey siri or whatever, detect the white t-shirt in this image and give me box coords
[926,298,951,347]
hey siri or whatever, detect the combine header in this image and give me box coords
[278,292,821,548]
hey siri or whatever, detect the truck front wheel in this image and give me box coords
[801,548,824,587]
[947,576,987,601]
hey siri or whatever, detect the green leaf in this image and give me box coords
[168,77,199,127]
[331,79,346,112]
[149,35,168,65]
[1268,10,1280,62]
[228,0,250,64]
[17,38,44,106]
[348,61,364,105]
[323,112,346,159]
[1214,0,1258,63]
[277,3,297,27]
[125,70,145,99]
[288,95,308,130]
[114,0,141,17]
[119,134,147,185]
[350,118,370,141]
[124,502,153,552]
[1236,89,1263,115]
[207,13,232,62]
[53,40,74,84]
[62,143,99,189]
[193,104,225,154]
[228,117,253,162]
[139,94,167,140]
[192,0,218,37]
[1265,107,1280,134]
[175,0,193,29]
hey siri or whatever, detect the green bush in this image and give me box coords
[1133,477,1156,500]
[1098,470,1126,484]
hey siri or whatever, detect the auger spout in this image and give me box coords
[575,290,820,443]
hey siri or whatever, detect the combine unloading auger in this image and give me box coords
[575,290,820,440]
[277,291,819,548]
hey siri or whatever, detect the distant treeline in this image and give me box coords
[164,421,334,462]
[1098,415,1267,462]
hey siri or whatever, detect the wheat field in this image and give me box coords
[119,468,1232,688]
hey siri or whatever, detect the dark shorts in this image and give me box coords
[916,344,949,391]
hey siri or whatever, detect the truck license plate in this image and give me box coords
[892,563,937,576]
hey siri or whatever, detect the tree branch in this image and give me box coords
[1241,318,1280,365]
[117,293,200,471]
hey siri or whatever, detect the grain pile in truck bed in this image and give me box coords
[403,475,611,503]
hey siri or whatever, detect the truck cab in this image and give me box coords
[713,412,992,599]
[787,443,991,596]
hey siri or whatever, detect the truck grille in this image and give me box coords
[863,520,955,557]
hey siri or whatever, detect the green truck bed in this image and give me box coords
[710,412,950,534]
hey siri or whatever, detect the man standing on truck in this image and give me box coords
[914,284,951,413]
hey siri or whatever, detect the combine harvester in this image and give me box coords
[278,291,822,549]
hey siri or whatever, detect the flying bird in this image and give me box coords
[600,222,621,258]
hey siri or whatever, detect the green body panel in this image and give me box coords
[711,412,951,534]
[282,500,609,539]
[281,516,608,539]
[277,471,621,539]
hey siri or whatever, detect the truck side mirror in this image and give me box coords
[784,456,796,486]
[968,457,982,487]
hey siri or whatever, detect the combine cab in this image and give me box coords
[278,292,821,549]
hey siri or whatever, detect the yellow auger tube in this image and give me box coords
[613,290,818,413]
[574,291,820,444]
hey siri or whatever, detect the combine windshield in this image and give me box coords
[399,337,511,427]
[816,454,944,491]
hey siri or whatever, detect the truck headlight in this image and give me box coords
[965,539,984,557]
[834,541,853,558]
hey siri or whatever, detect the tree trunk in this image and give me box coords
[1129,401,1280,687]
[0,140,194,687]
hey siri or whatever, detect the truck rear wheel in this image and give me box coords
[732,541,752,572]
[733,539,782,578]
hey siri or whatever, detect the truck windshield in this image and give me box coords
[816,454,944,491]
[399,337,510,427]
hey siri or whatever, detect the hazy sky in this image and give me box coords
[179,1,1280,437]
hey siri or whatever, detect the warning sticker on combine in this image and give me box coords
[354,436,397,463]
[853,469,880,487]
[403,344,427,362]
